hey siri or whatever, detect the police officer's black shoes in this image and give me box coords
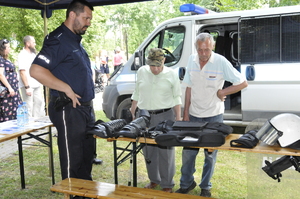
[93,158,103,165]
[200,189,211,197]
[175,181,196,194]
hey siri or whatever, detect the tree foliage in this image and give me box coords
[269,0,300,7]
[216,0,268,11]
[217,0,300,11]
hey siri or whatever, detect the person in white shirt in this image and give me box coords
[18,35,45,118]
[175,33,248,197]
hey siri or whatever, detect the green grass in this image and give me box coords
[0,111,249,199]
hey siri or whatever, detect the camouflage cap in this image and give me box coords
[146,48,164,66]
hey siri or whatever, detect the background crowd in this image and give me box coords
[0,39,125,123]
[0,36,45,122]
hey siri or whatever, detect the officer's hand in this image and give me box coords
[65,91,81,108]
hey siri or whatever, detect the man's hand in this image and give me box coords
[65,90,81,108]
[217,89,227,101]
[182,114,190,121]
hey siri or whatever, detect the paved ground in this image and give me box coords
[0,92,103,159]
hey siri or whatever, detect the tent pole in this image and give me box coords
[43,10,48,37]
[43,9,50,116]
[43,7,53,179]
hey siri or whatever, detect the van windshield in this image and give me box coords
[144,26,186,67]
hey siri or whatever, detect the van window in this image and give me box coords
[200,26,239,68]
[144,26,185,67]
[239,14,300,64]
[282,15,300,61]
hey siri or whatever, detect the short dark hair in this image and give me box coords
[66,0,94,19]
[0,39,10,59]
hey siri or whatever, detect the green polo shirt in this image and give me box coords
[131,65,182,110]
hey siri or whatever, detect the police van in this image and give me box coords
[102,4,300,126]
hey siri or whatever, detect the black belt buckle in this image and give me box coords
[53,92,72,111]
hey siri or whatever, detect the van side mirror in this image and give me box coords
[134,51,142,70]
[179,67,186,80]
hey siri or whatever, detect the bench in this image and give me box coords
[50,178,214,199]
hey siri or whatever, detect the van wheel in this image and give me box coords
[116,98,132,119]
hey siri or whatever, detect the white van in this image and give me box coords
[102,4,300,126]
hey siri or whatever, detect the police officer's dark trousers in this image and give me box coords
[49,101,95,180]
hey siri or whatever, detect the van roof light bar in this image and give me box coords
[180,4,209,15]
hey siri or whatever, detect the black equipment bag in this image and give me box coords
[154,120,233,147]
[155,129,226,147]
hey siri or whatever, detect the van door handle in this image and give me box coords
[246,65,255,81]
[178,67,186,80]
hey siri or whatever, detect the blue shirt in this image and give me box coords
[32,23,94,102]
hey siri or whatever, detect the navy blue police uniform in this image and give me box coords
[32,23,95,180]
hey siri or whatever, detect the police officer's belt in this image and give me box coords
[51,96,92,106]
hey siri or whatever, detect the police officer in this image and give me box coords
[30,0,95,181]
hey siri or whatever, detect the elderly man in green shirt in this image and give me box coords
[130,48,182,193]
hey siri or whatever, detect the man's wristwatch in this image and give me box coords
[24,86,30,89]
